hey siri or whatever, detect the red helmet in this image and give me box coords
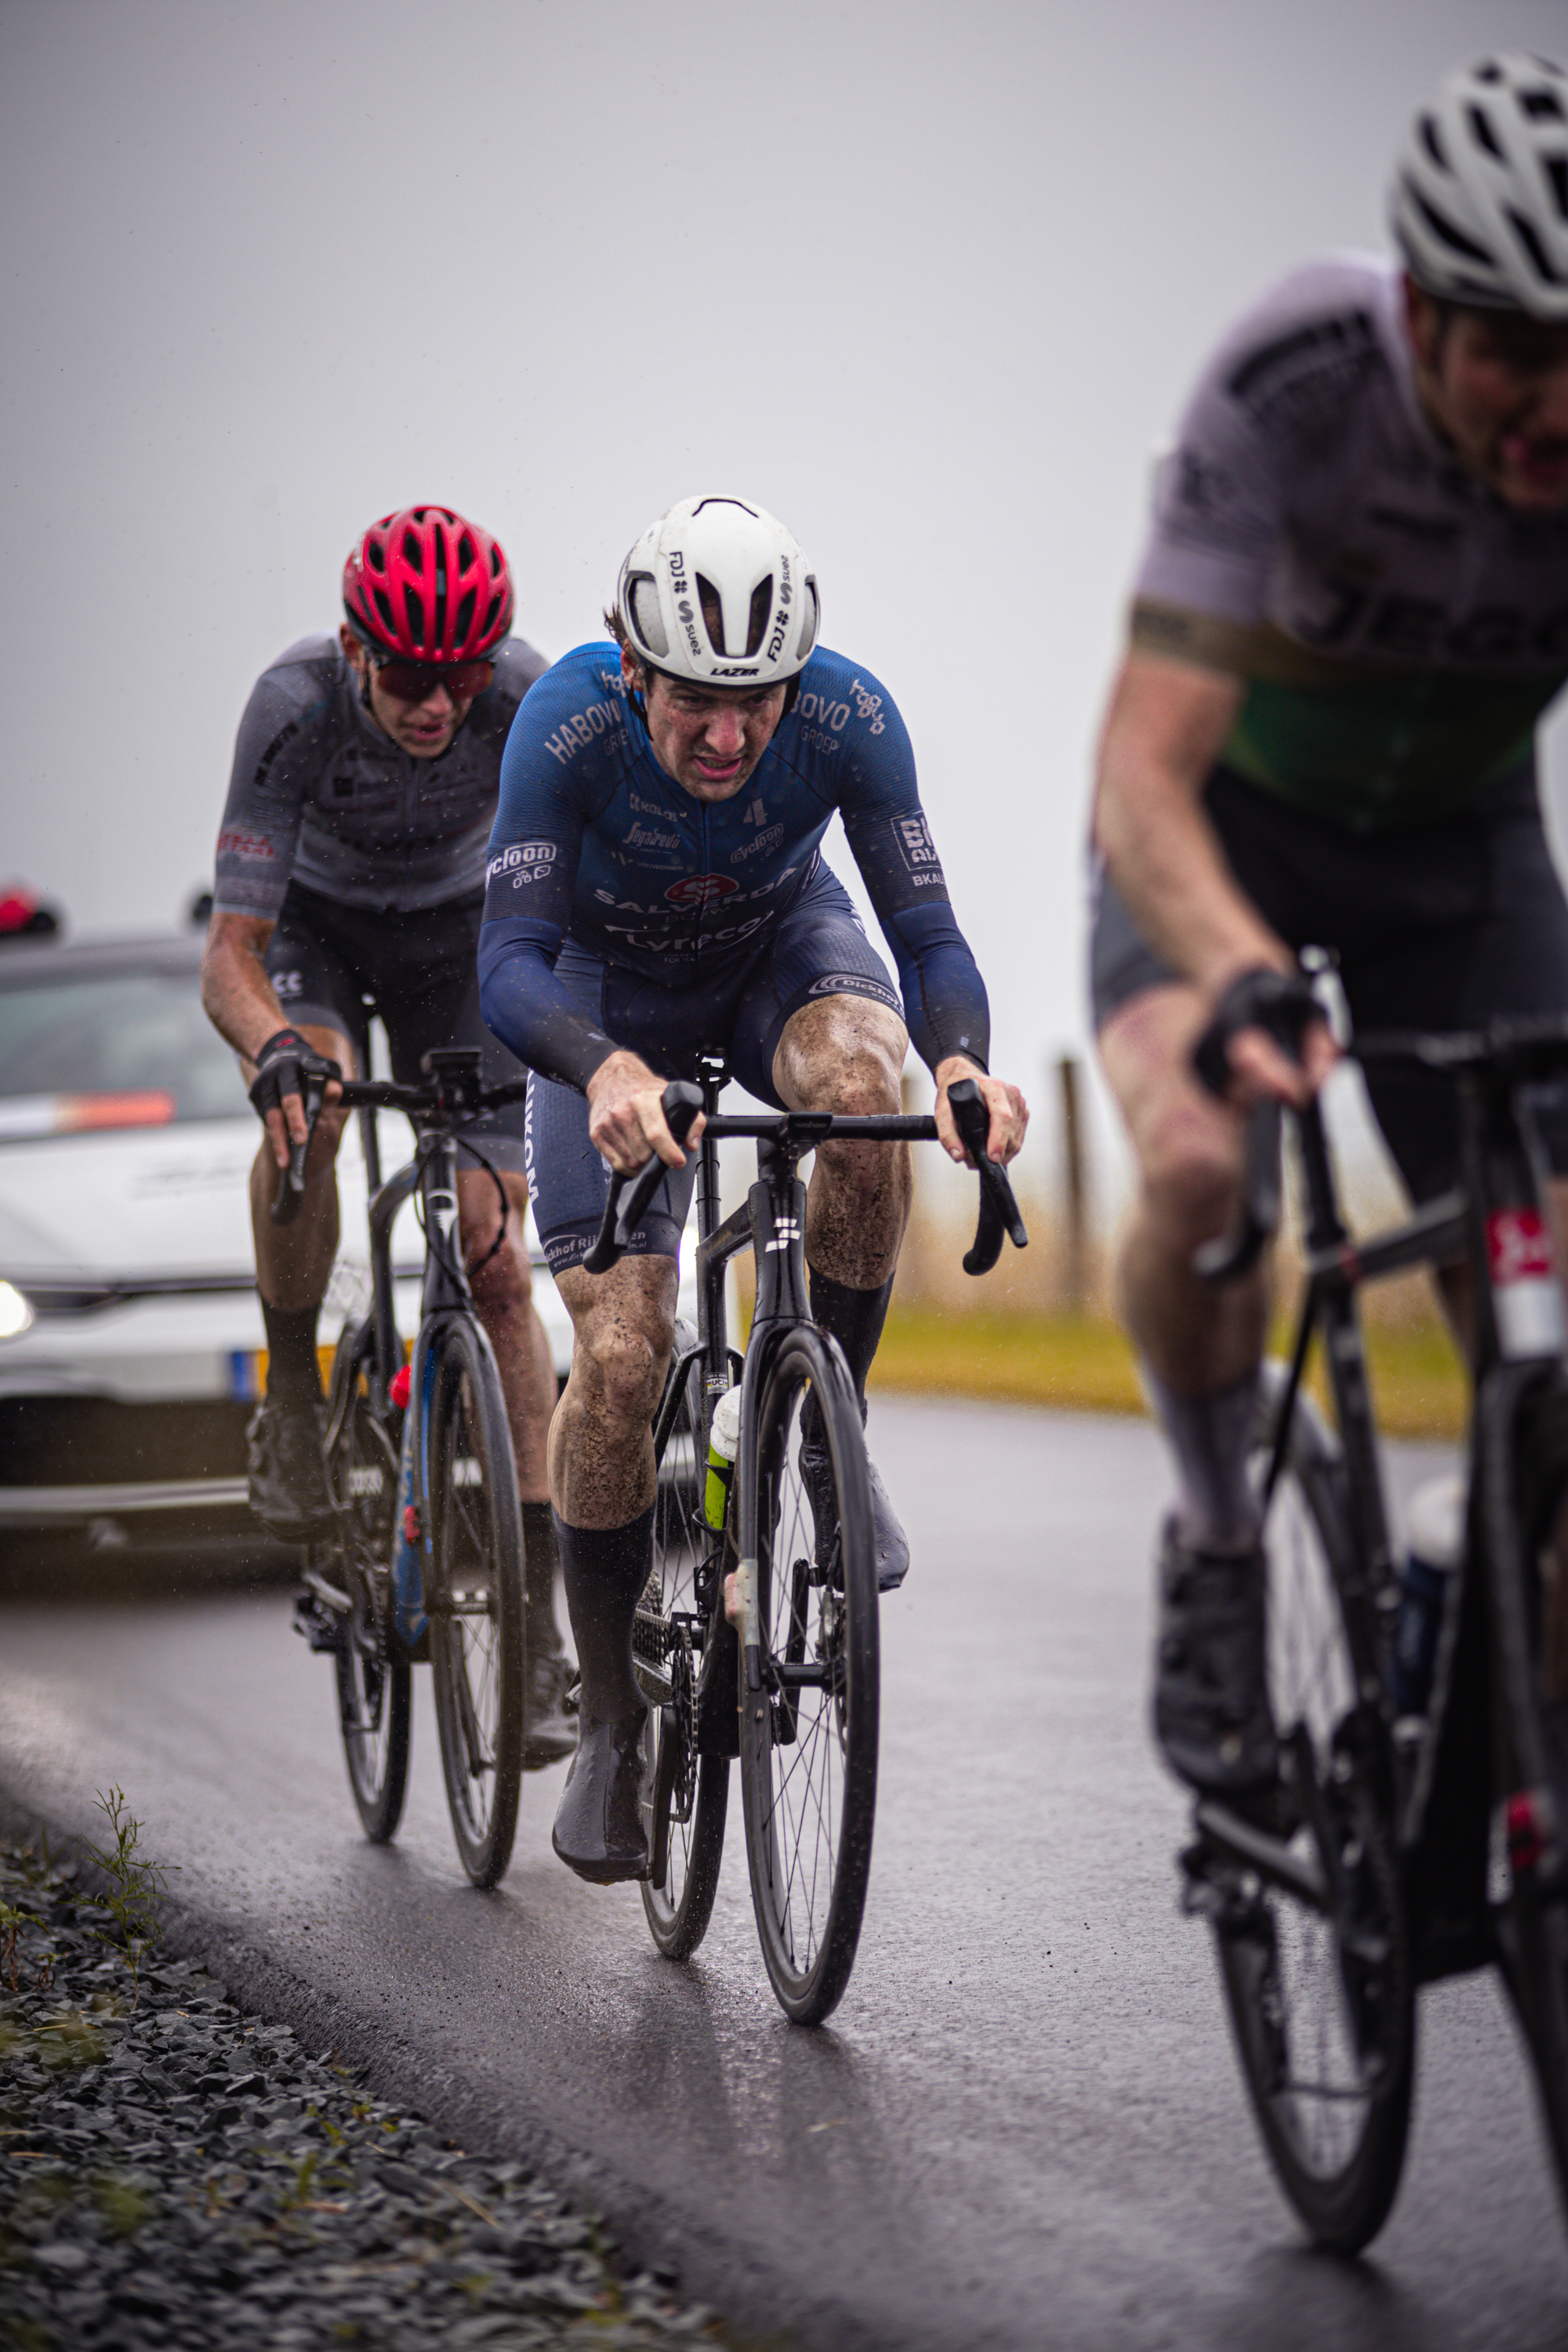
[342,506,514,662]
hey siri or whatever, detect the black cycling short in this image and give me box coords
[265,882,528,1170]
[1090,757,1568,1203]
[524,858,902,1275]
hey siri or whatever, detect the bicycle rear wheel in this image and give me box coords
[1489,1369,1568,2220]
[739,1325,878,2026]
[325,1323,411,1844]
[639,1330,729,1959]
[425,1316,526,1889]
[1210,1372,1414,2254]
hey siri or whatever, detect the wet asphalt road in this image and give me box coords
[3,1396,1568,2352]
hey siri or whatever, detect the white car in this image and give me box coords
[0,929,670,1556]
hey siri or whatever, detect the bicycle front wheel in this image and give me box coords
[425,1316,526,1889]
[639,1330,728,1959]
[1213,1371,1414,2254]
[325,1322,411,1844]
[739,1326,879,2025]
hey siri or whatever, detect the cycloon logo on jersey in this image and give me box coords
[487,841,558,889]
[665,873,739,908]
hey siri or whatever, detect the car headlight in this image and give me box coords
[0,1279,34,1340]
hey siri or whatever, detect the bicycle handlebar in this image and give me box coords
[1190,1008,1568,1285]
[267,1055,532,1225]
[948,1077,1030,1274]
[269,1068,329,1226]
[579,1074,1029,1278]
[581,1083,706,1275]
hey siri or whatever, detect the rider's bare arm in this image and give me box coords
[201,911,292,1063]
[201,910,344,1163]
[1092,648,1332,1104]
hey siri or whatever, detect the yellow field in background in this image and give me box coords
[868,1302,1469,1443]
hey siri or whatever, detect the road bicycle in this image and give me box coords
[1182,984,1568,2252]
[284,1048,528,1889]
[589,1062,1027,2025]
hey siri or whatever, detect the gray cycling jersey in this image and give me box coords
[212,632,549,917]
[1130,253,1568,831]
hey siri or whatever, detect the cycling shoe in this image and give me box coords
[1152,1518,1279,1795]
[799,1436,910,1593]
[523,1643,577,1770]
[550,1709,650,1883]
[247,1395,332,1541]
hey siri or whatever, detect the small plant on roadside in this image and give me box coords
[81,1786,178,2009]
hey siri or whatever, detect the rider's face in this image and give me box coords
[1406,280,1568,510]
[625,650,788,802]
[339,628,480,757]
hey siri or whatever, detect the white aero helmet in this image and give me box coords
[616,496,820,688]
[1391,53,1568,318]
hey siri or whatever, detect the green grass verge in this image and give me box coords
[869,1303,1469,1443]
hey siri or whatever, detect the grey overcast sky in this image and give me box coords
[3,0,1566,1190]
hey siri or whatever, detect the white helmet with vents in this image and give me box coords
[1392,53,1568,319]
[615,496,821,687]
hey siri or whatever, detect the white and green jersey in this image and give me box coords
[1131,253,1568,832]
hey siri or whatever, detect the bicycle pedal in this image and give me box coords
[292,1592,342,1656]
[1178,1838,1262,1933]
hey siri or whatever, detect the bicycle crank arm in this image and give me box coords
[1192,1798,1330,1915]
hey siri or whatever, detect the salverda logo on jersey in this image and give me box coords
[664,873,739,909]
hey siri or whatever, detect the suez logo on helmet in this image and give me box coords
[663,873,739,908]
[485,840,558,890]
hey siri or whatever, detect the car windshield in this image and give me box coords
[0,968,247,1138]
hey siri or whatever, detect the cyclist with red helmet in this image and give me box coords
[202,505,573,1766]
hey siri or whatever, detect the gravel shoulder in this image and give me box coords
[0,1833,734,2352]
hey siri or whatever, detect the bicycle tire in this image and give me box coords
[738,1324,879,2026]
[638,1327,729,1958]
[1211,1369,1414,2254]
[1489,1369,1568,2221]
[424,1315,526,1889]
[325,1322,411,1844]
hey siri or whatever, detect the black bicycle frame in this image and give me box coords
[1236,1039,1568,1981]
[647,1058,942,1696]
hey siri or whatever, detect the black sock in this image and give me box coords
[261,1301,322,1406]
[521,1501,564,1657]
[808,1270,895,1410]
[555,1507,653,1723]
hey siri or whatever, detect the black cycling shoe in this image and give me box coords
[246,1395,332,1542]
[523,1644,577,1770]
[800,1436,911,1593]
[1152,1518,1279,1795]
[550,1709,650,1884]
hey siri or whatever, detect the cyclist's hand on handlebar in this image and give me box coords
[933,1057,1028,1167]
[1226,1020,1335,1108]
[1196,966,1334,1111]
[586,1048,706,1174]
[245,1027,343,1171]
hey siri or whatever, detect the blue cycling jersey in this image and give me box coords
[478,641,990,1090]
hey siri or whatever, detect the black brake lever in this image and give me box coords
[947,1077,1029,1277]
[1193,1098,1282,1283]
[581,1081,706,1276]
[270,1069,328,1226]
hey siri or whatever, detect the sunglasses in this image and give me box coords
[368,653,495,704]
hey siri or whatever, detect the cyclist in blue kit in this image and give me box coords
[480,495,1028,1884]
